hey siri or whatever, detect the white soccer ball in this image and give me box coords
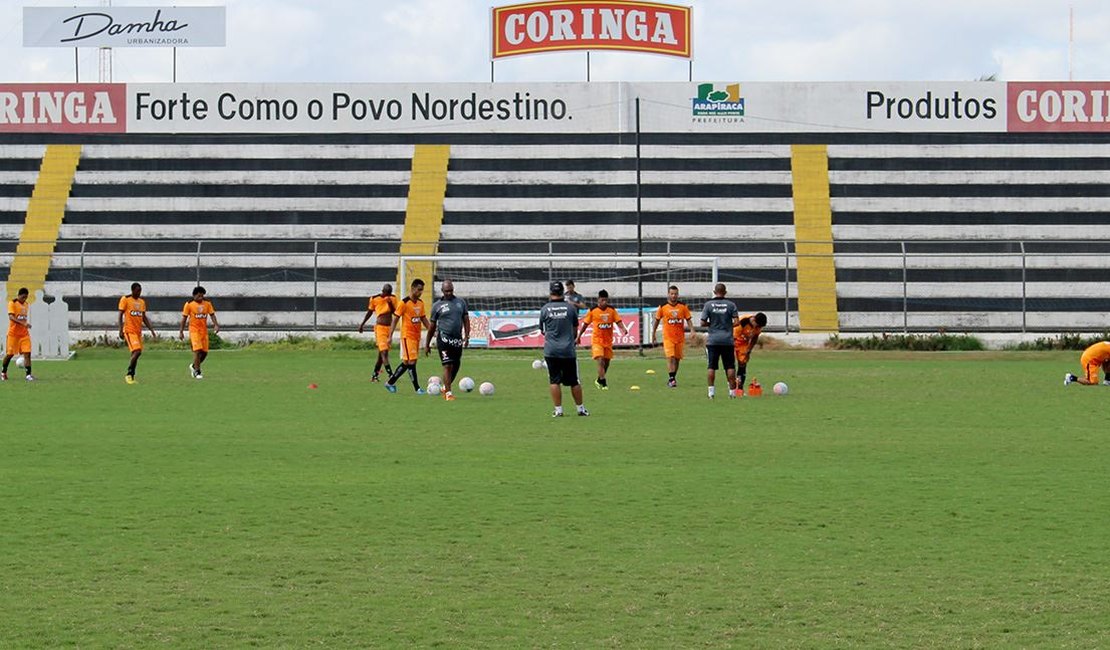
[14,356,25,368]
[428,375,442,386]
[459,377,475,392]
[427,382,442,396]
[479,381,495,396]
[531,359,544,370]
[773,381,789,396]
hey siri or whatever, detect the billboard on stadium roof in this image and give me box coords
[23,6,226,48]
[491,1,691,59]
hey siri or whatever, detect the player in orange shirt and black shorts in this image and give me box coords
[576,290,628,390]
[358,283,400,382]
[2,287,33,382]
[651,285,694,388]
[178,286,220,380]
[733,312,767,395]
[386,279,430,394]
[118,282,158,384]
[1065,341,1110,386]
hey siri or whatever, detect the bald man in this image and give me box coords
[425,280,470,401]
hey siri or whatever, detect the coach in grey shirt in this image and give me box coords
[700,282,741,399]
[426,279,470,400]
[539,281,588,417]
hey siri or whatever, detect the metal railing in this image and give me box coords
[2,238,1107,332]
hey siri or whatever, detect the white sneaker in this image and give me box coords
[25,374,35,382]
[189,364,197,378]
[195,372,204,381]
[1065,373,1075,386]
[1102,380,1110,387]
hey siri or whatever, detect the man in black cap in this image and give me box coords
[539,281,589,417]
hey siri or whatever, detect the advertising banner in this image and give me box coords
[486,309,641,349]
[23,6,226,48]
[0,84,126,133]
[1007,82,1110,132]
[492,1,691,59]
[630,81,1009,133]
[124,82,622,134]
[11,81,1110,135]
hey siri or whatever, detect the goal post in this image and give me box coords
[398,254,719,351]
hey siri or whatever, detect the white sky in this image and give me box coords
[0,0,1105,84]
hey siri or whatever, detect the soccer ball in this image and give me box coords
[427,382,442,396]
[479,381,495,396]
[531,359,544,370]
[773,381,788,396]
[14,356,25,368]
[459,377,475,392]
[428,375,442,386]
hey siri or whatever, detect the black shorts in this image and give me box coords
[545,356,580,387]
[438,342,463,367]
[706,345,736,371]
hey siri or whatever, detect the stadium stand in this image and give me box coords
[3,129,1110,332]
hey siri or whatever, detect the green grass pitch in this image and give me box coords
[2,347,1108,647]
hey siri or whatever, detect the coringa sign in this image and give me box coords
[491,0,691,59]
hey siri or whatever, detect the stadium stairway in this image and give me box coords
[5,144,81,302]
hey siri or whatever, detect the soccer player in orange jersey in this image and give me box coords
[733,312,767,395]
[178,286,219,380]
[385,279,430,394]
[1065,341,1110,386]
[575,289,628,390]
[2,287,33,382]
[651,285,693,388]
[118,282,158,384]
[358,283,400,382]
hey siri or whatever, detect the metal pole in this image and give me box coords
[1020,241,1027,333]
[586,51,591,82]
[901,241,908,333]
[688,60,692,82]
[490,60,494,83]
[79,241,86,330]
[74,49,79,83]
[783,242,790,332]
[313,241,319,332]
[173,47,177,83]
[635,97,643,356]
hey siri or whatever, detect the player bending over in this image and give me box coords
[385,279,430,394]
[733,312,767,394]
[119,282,158,384]
[359,283,399,382]
[651,285,693,388]
[1065,341,1110,386]
[2,287,33,382]
[701,283,741,399]
[179,286,219,380]
[425,280,470,401]
[541,281,588,417]
[576,289,627,390]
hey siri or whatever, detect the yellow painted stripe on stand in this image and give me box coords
[6,144,81,303]
[398,144,450,289]
[790,144,839,332]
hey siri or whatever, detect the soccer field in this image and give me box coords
[2,347,1107,647]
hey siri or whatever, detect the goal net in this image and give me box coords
[398,254,719,312]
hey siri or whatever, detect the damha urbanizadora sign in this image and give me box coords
[23,6,226,48]
[491,0,691,59]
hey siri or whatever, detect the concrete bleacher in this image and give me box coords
[2,131,1109,332]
